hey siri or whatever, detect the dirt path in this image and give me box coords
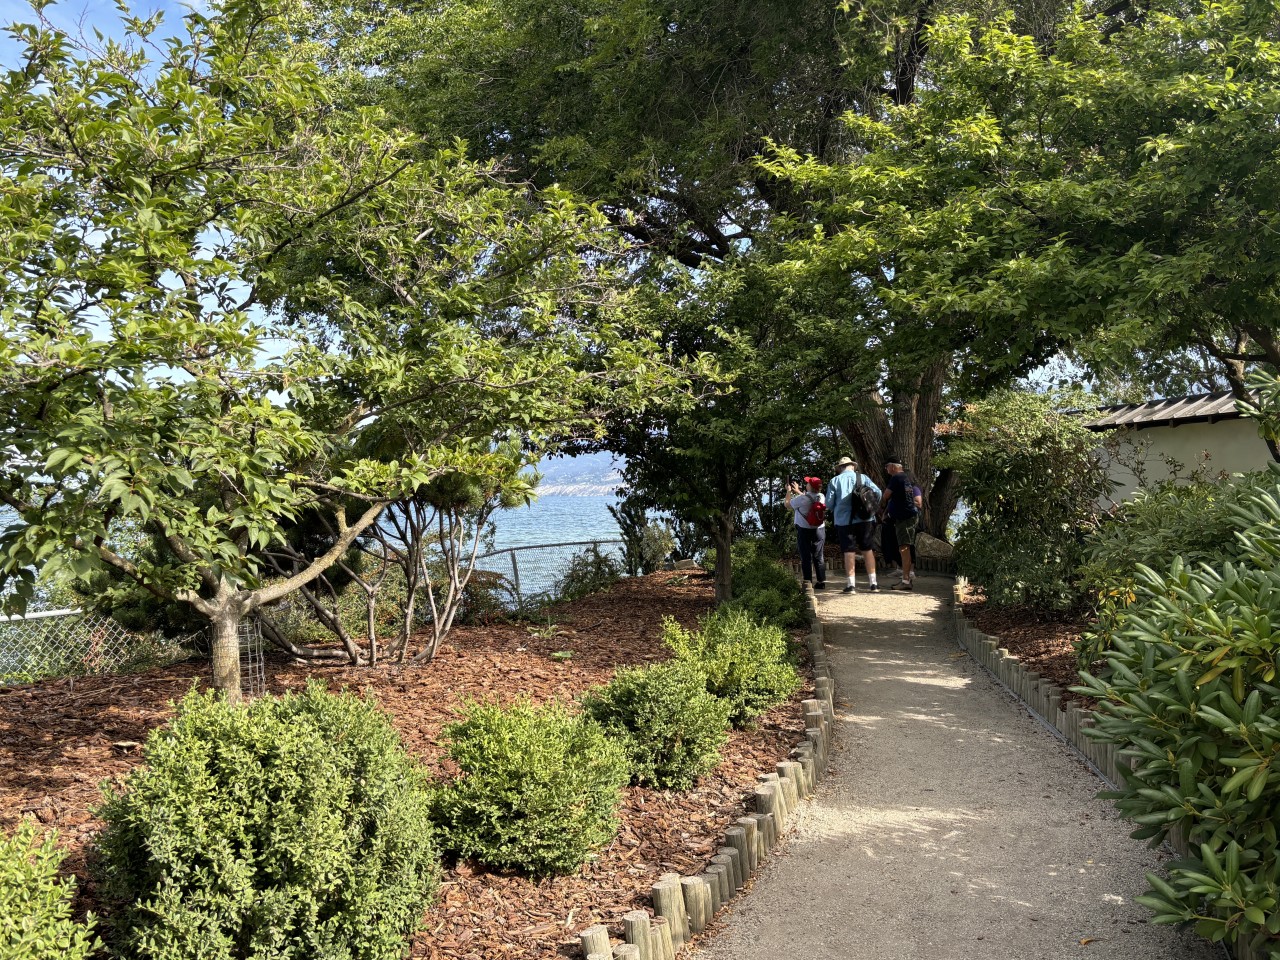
[691,576,1219,960]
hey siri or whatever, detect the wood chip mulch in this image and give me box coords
[959,584,1096,707]
[0,571,813,959]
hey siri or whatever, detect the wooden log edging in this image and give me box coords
[948,579,1262,960]
[576,582,836,957]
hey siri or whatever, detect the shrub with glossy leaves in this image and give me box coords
[1079,459,1280,953]
[94,682,440,960]
[431,700,629,875]
[582,661,732,789]
[1,821,99,960]
[1077,476,1262,665]
[663,607,800,727]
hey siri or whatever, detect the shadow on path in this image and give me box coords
[690,577,1218,960]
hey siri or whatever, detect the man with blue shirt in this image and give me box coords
[826,456,881,593]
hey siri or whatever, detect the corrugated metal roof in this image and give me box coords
[1087,391,1243,431]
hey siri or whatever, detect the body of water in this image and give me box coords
[489,494,620,550]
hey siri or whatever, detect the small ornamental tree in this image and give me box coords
[0,0,701,699]
[941,390,1113,611]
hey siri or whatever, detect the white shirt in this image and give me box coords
[790,491,825,530]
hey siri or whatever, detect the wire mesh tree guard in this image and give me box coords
[237,619,266,700]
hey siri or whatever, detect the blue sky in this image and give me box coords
[0,0,203,64]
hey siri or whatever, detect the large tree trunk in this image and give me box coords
[711,512,734,604]
[839,359,955,539]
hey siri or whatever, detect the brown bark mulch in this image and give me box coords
[959,584,1095,707]
[0,571,812,959]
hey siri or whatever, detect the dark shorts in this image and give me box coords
[835,521,875,553]
[894,514,919,548]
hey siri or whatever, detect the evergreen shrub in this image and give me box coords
[1076,476,1261,664]
[723,539,807,627]
[582,661,732,789]
[94,682,440,960]
[943,389,1112,612]
[1079,445,1280,952]
[663,607,800,727]
[432,700,629,875]
[553,546,623,602]
[0,821,99,960]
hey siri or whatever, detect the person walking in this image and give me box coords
[825,456,881,593]
[880,457,923,590]
[786,476,827,589]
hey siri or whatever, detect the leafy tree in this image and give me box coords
[0,0,698,700]
[299,0,1071,540]
[768,1,1280,469]
[602,258,873,602]
[941,390,1114,611]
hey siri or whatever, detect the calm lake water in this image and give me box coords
[489,493,619,550]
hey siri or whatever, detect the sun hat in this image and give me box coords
[835,456,856,468]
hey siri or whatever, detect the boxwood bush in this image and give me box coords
[663,607,800,727]
[1078,461,1280,954]
[582,661,732,789]
[431,700,629,875]
[94,682,440,960]
[1,821,99,960]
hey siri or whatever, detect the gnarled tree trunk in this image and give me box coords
[838,358,958,539]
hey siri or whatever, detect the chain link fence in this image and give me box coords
[473,539,626,613]
[0,608,198,686]
[0,539,627,690]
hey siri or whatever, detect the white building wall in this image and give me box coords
[1104,419,1275,500]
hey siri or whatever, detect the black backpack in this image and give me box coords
[851,476,878,521]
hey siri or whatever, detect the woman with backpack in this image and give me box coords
[786,476,827,589]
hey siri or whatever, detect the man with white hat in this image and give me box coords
[825,456,881,593]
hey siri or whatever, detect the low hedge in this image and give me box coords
[664,606,800,727]
[1,821,99,960]
[431,700,629,876]
[582,661,732,789]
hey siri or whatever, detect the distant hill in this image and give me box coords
[535,452,623,495]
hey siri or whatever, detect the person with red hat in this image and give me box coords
[785,475,827,589]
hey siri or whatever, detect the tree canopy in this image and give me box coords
[0,0,702,697]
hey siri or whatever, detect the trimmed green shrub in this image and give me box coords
[582,661,732,789]
[725,584,807,629]
[663,607,800,727]
[1,821,99,960]
[1078,458,1280,953]
[432,700,629,875]
[94,682,440,960]
[719,539,807,628]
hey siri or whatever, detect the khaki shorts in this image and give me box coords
[893,514,918,548]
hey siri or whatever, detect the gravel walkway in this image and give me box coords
[690,575,1219,960]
